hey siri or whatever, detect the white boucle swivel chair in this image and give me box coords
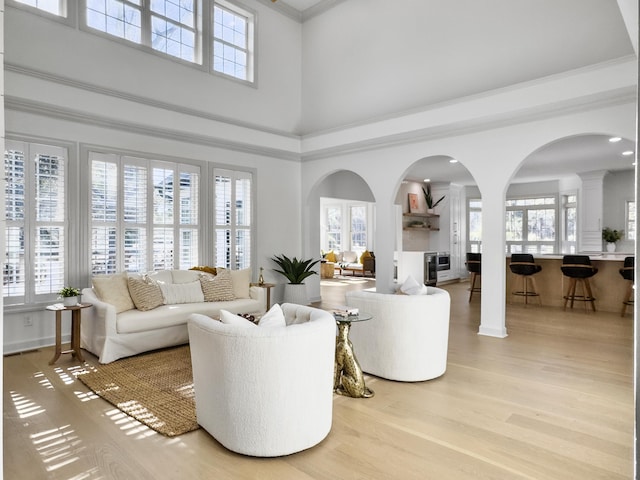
[345,287,451,382]
[187,303,336,457]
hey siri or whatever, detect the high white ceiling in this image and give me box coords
[278,1,637,186]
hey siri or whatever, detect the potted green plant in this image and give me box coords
[602,228,623,253]
[271,254,320,305]
[58,286,80,307]
[422,184,445,213]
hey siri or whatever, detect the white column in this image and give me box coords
[478,187,508,338]
[578,171,607,252]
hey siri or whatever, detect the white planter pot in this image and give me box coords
[606,242,616,253]
[283,284,309,305]
[62,296,78,307]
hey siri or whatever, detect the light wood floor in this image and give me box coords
[4,279,634,479]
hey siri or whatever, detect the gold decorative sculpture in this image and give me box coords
[334,321,374,398]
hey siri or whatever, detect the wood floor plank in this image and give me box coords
[3,279,634,479]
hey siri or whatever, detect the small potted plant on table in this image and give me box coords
[58,286,80,307]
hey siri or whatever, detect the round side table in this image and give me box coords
[46,303,93,365]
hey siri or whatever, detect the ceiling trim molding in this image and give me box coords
[5,62,300,141]
[5,96,301,161]
[300,88,637,161]
[256,0,345,22]
[301,55,638,139]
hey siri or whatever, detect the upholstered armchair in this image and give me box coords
[345,287,451,381]
[187,303,336,457]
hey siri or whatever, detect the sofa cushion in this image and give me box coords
[342,251,358,263]
[127,276,164,311]
[200,269,236,301]
[230,268,251,299]
[171,270,203,284]
[92,273,135,313]
[258,303,286,328]
[325,251,337,262]
[145,270,173,284]
[159,280,205,304]
[116,298,263,334]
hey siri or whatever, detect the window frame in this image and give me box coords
[320,198,374,256]
[80,0,204,66]
[505,195,557,254]
[212,167,254,270]
[8,0,76,26]
[626,199,636,241]
[212,0,256,84]
[4,139,71,307]
[89,150,202,275]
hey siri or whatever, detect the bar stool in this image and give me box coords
[509,253,542,305]
[561,255,598,311]
[619,256,634,317]
[465,253,481,302]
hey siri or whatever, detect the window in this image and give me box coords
[85,0,200,63]
[350,205,366,251]
[468,199,482,253]
[213,169,252,269]
[91,152,200,274]
[505,196,556,254]
[325,206,342,251]
[562,194,577,253]
[320,199,373,255]
[627,200,636,241]
[14,0,65,16]
[4,141,67,305]
[213,1,254,82]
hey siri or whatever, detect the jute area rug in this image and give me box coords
[77,345,198,437]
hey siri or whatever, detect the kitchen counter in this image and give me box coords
[506,254,633,313]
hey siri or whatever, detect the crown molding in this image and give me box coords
[5,96,301,161]
[256,0,345,22]
[300,87,637,161]
[5,63,299,141]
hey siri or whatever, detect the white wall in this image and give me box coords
[3,0,306,352]
[6,4,303,135]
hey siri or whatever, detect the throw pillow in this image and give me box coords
[190,265,217,275]
[359,250,372,264]
[220,309,257,328]
[258,303,286,328]
[92,273,135,313]
[127,276,164,311]
[159,281,205,304]
[200,269,236,302]
[229,268,251,299]
[400,275,428,295]
[325,251,337,263]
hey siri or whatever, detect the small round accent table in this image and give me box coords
[46,303,93,365]
[333,312,374,398]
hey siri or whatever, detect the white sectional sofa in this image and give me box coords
[81,268,266,363]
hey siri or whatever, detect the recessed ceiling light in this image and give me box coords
[423,178,431,183]
[609,137,622,143]
[622,151,634,156]
[449,159,458,164]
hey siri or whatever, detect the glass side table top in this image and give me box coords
[333,312,372,323]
